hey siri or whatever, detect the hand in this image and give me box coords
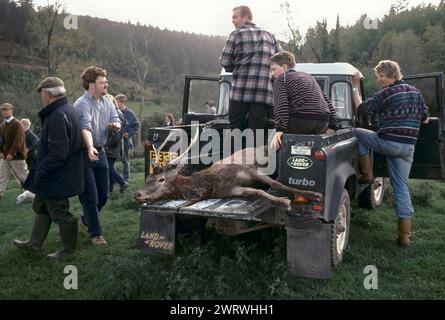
[324,128,335,135]
[6,154,13,161]
[0,153,4,160]
[87,147,99,161]
[108,123,121,133]
[353,71,363,86]
[123,133,129,139]
[271,132,283,150]
[422,117,430,125]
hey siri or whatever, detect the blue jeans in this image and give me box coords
[122,143,131,182]
[79,148,109,237]
[107,157,125,193]
[355,128,415,219]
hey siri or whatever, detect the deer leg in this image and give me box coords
[249,172,322,202]
[231,187,291,211]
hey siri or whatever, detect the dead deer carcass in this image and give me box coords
[134,147,321,210]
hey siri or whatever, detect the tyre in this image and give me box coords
[331,189,350,266]
[358,177,385,209]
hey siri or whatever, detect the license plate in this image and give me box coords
[149,151,179,174]
[291,146,312,156]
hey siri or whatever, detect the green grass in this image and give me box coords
[0,159,444,299]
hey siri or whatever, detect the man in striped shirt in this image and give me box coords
[352,60,429,247]
[220,5,281,141]
[269,51,341,149]
[115,94,140,183]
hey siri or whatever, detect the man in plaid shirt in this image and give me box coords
[220,5,281,137]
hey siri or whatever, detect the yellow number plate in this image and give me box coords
[149,151,179,175]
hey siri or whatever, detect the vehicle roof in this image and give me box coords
[294,63,360,76]
[221,63,360,77]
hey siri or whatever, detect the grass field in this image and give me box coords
[0,158,444,300]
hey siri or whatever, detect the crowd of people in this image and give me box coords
[0,5,429,258]
[1,66,140,257]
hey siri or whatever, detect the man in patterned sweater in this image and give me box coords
[352,60,429,247]
[220,5,281,147]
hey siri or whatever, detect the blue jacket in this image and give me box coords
[24,97,84,200]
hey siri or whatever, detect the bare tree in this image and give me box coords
[280,2,305,61]
[29,0,64,75]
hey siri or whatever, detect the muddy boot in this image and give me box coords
[398,218,412,247]
[47,220,78,259]
[358,155,375,184]
[12,214,52,252]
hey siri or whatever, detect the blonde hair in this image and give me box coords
[20,118,31,131]
[374,60,403,80]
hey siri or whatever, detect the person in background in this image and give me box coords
[104,94,128,194]
[13,77,83,258]
[352,60,429,247]
[115,94,140,183]
[205,100,217,114]
[269,51,341,149]
[0,103,29,201]
[164,113,176,127]
[16,118,39,205]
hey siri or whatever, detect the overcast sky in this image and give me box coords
[32,0,442,40]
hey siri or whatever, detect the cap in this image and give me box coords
[36,77,65,93]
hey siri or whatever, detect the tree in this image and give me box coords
[372,29,425,74]
[328,14,341,62]
[27,0,65,75]
[280,1,304,61]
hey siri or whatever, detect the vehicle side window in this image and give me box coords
[188,79,220,114]
[331,82,353,123]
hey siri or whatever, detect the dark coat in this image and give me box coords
[105,109,125,159]
[24,97,84,200]
[25,129,39,167]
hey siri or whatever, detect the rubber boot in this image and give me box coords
[398,218,412,247]
[12,214,52,252]
[358,155,375,184]
[47,221,78,259]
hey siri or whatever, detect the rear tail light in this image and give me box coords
[314,150,326,161]
[294,194,310,204]
[312,204,323,211]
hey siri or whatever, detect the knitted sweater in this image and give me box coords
[358,80,429,144]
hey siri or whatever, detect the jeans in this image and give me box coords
[286,118,328,134]
[79,148,109,237]
[122,144,131,182]
[107,157,125,193]
[355,128,415,219]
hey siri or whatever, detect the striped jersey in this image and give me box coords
[273,70,341,132]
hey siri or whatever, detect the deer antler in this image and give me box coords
[152,130,179,167]
[169,125,201,166]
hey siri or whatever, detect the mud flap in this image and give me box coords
[139,206,177,255]
[285,220,332,279]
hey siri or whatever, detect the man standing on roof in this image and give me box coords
[220,5,281,146]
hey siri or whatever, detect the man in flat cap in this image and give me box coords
[13,77,84,259]
[0,103,29,200]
